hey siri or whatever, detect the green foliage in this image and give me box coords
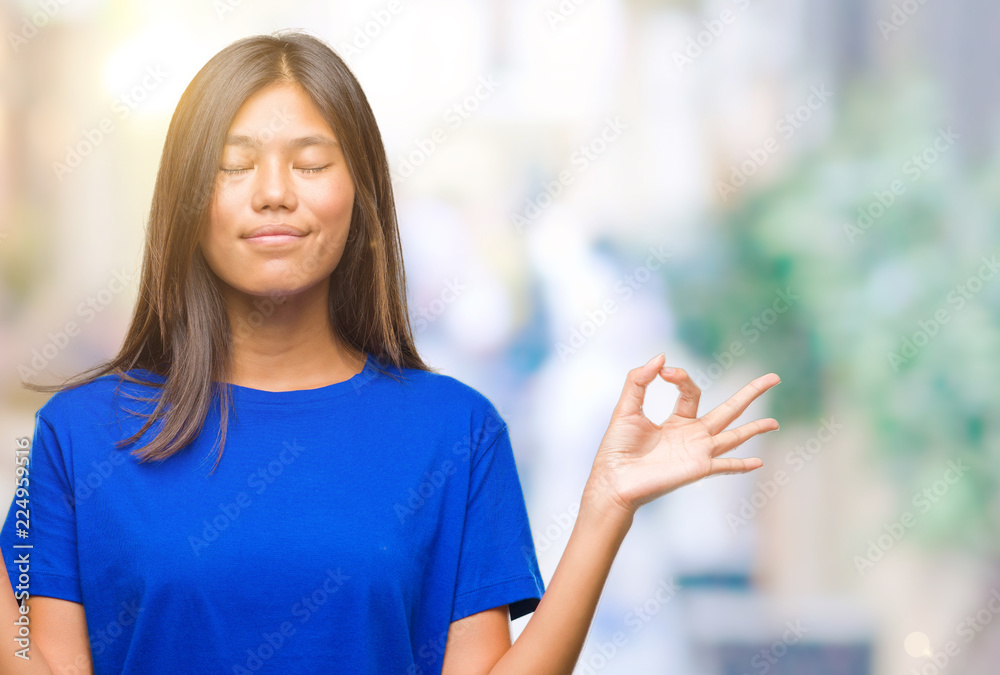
[660,74,1000,550]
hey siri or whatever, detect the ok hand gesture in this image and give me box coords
[585,353,780,519]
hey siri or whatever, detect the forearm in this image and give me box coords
[490,485,633,675]
[0,561,53,675]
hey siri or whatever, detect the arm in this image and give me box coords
[487,485,631,675]
[441,485,634,675]
[0,548,92,675]
[488,354,780,675]
[0,549,52,675]
[441,605,511,673]
[25,597,93,675]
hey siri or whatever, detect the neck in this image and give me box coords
[220,280,364,391]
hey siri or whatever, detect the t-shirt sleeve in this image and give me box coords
[451,416,545,623]
[0,413,83,604]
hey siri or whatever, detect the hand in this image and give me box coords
[584,353,780,519]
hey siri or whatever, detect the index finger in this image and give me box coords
[700,373,780,435]
[659,367,701,419]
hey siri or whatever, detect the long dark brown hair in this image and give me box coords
[22,29,437,472]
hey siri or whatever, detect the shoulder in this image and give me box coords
[393,364,503,414]
[384,363,509,443]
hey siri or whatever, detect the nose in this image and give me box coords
[251,157,297,213]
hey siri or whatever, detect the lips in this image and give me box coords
[243,224,306,238]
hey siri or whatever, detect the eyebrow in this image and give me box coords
[223,134,341,150]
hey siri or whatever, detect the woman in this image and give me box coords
[0,29,779,674]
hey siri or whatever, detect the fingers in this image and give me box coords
[700,373,780,435]
[711,417,780,457]
[614,353,666,418]
[659,367,701,419]
[708,456,764,476]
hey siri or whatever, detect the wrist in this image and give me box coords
[581,475,636,531]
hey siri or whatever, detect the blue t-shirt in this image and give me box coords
[0,353,545,674]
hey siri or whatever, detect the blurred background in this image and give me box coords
[1,0,998,673]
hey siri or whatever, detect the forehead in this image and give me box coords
[225,82,338,147]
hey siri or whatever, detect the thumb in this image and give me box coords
[614,353,666,417]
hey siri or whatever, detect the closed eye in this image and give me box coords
[219,166,329,174]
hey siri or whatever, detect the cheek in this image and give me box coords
[201,196,237,267]
[199,226,225,276]
[308,175,355,222]
[210,184,243,222]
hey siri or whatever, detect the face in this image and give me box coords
[200,81,355,301]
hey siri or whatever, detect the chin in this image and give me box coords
[223,277,303,299]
